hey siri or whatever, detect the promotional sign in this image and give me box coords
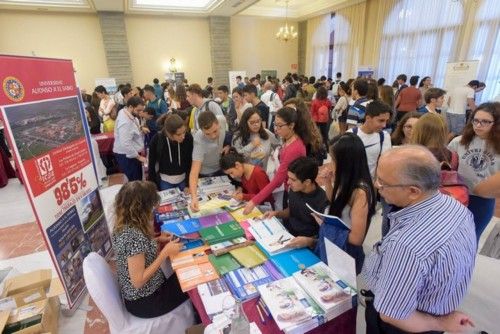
[174,72,186,86]
[228,71,246,92]
[357,66,375,79]
[443,61,479,92]
[0,55,112,308]
[261,70,277,80]
[94,77,117,94]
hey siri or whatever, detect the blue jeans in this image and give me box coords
[160,179,186,191]
[115,153,142,182]
[467,194,496,241]
[446,113,466,135]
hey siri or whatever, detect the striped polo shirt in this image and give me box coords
[361,192,476,319]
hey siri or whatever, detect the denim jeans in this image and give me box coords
[160,179,186,191]
[468,194,496,241]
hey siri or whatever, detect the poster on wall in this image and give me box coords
[0,55,112,309]
[357,66,375,79]
[228,71,246,92]
[94,77,117,94]
[261,70,278,80]
[443,61,479,92]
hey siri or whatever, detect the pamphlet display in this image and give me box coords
[0,55,112,308]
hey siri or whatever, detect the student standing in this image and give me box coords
[448,102,500,240]
[148,114,193,191]
[112,181,195,326]
[95,85,116,133]
[310,86,332,146]
[113,97,148,182]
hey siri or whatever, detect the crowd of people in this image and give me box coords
[80,71,499,333]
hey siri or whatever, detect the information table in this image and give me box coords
[187,289,357,333]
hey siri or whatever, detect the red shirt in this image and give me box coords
[397,86,422,112]
[251,138,306,205]
[241,165,274,203]
[310,99,332,123]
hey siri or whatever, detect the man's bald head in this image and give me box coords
[263,81,273,91]
[379,145,441,193]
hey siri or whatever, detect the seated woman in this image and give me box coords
[391,111,421,146]
[112,181,194,322]
[232,107,278,170]
[220,148,273,205]
[323,134,376,274]
[148,114,193,191]
[412,113,457,169]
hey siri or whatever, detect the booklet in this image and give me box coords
[176,262,219,292]
[197,279,233,319]
[230,207,263,223]
[292,262,354,318]
[305,203,350,230]
[223,263,276,301]
[248,217,293,255]
[258,277,322,331]
[160,218,201,236]
[199,221,245,245]
[210,237,254,256]
[158,188,184,205]
[198,211,234,228]
[208,253,241,276]
[230,244,267,268]
[269,248,321,277]
[170,245,210,271]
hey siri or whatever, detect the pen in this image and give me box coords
[256,303,266,324]
[258,299,271,318]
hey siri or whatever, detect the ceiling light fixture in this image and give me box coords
[276,0,297,42]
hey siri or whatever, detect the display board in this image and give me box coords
[261,70,277,80]
[94,77,117,94]
[0,55,112,308]
[357,66,375,79]
[443,60,479,92]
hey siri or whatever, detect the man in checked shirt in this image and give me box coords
[362,145,476,333]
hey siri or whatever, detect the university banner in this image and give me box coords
[0,55,112,308]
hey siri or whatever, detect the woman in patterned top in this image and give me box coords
[112,181,193,320]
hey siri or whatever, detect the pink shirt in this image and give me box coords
[251,138,306,205]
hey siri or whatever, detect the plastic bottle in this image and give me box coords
[230,299,250,334]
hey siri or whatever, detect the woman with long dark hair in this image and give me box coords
[175,84,191,110]
[448,102,500,240]
[243,106,307,214]
[85,105,101,134]
[324,133,376,274]
[391,111,421,146]
[233,107,278,169]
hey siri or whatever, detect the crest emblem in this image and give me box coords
[3,76,25,102]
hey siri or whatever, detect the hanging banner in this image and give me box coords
[0,55,112,308]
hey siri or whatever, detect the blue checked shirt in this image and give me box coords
[361,192,476,319]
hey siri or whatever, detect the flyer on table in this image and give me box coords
[0,55,112,308]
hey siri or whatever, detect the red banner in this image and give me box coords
[0,55,112,308]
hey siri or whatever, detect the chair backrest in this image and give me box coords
[83,252,128,330]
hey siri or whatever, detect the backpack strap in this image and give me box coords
[378,131,385,161]
[353,127,358,135]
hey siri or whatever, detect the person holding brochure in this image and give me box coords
[112,181,195,324]
[263,157,329,246]
[219,148,274,205]
[319,133,376,274]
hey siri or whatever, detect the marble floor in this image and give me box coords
[1,174,499,334]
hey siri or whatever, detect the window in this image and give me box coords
[328,13,350,79]
[378,0,463,87]
[309,14,331,78]
[467,0,500,101]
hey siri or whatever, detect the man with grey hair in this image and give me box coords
[362,145,476,334]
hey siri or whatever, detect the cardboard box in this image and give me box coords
[0,270,63,334]
[1,270,52,298]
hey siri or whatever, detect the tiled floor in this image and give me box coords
[1,173,499,333]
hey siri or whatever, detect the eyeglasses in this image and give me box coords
[274,123,289,129]
[472,118,494,127]
[374,177,416,191]
[248,119,262,125]
[403,125,413,130]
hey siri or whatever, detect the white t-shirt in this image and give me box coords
[448,86,475,115]
[348,127,392,178]
[448,135,500,192]
[260,90,283,114]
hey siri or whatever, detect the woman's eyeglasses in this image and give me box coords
[472,118,494,127]
[248,119,262,125]
[274,123,289,129]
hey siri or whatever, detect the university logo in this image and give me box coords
[2,76,25,102]
[35,154,55,183]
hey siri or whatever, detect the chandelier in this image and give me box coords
[276,0,297,42]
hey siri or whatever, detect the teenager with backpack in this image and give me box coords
[310,86,332,147]
[448,102,500,241]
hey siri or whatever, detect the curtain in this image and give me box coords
[467,0,500,102]
[377,0,463,87]
[305,14,331,78]
[336,1,366,79]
